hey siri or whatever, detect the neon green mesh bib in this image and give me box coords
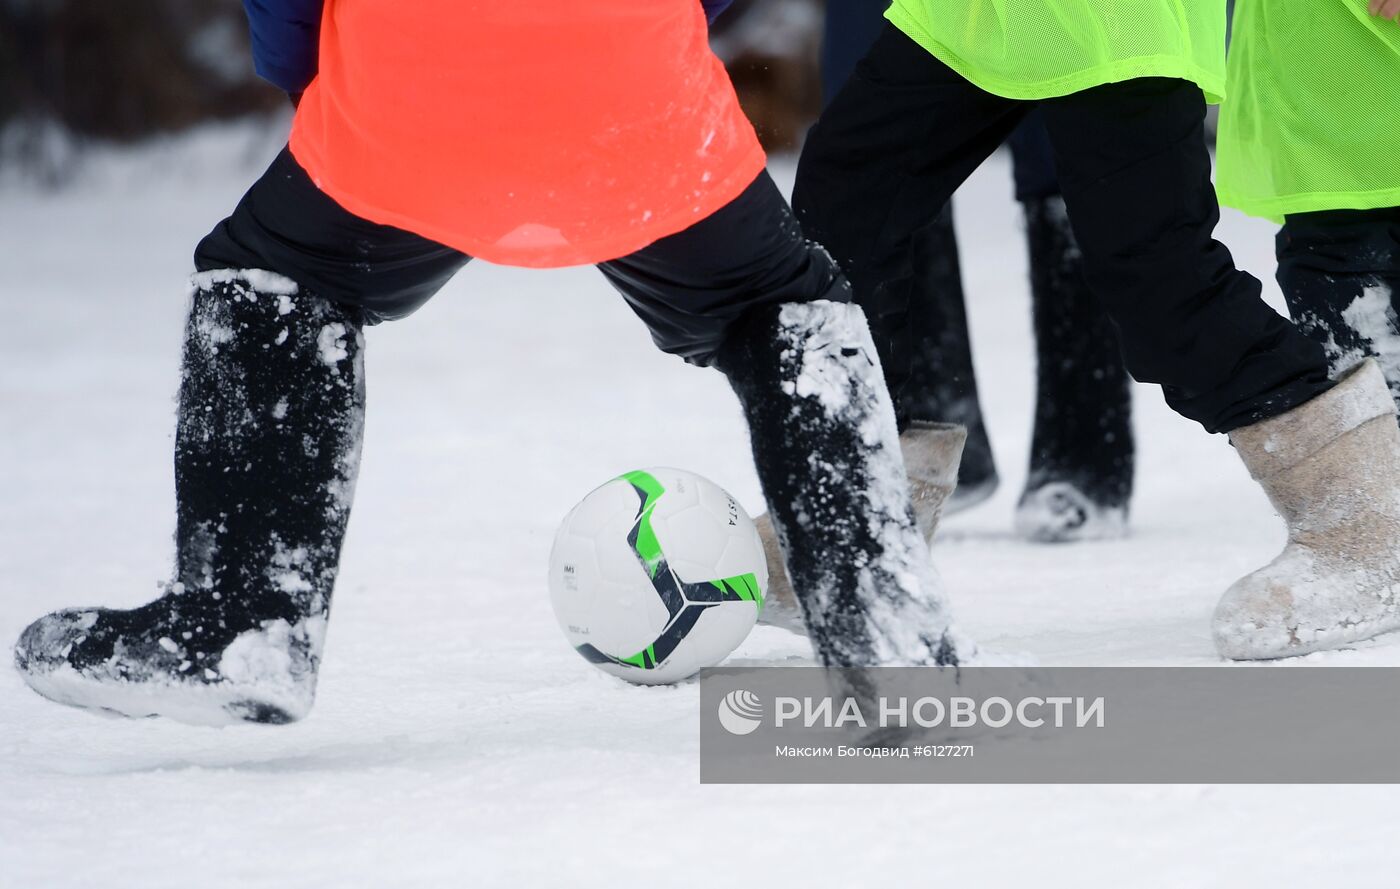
[886,0,1228,103]
[1217,0,1400,222]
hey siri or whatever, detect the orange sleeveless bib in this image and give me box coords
[289,0,765,268]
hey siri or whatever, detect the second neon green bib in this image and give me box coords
[1217,0,1400,221]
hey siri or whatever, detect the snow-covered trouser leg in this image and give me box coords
[13,271,365,725]
[1015,195,1135,542]
[1277,208,1400,411]
[716,299,968,667]
[1215,360,1400,659]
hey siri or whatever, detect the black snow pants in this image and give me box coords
[793,24,1333,434]
[195,148,847,366]
[1276,207,1400,389]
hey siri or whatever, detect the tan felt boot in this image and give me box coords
[756,421,967,635]
[1214,360,1400,659]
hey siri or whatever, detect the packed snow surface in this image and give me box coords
[3,124,1400,887]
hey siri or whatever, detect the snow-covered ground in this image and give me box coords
[2,124,1398,887]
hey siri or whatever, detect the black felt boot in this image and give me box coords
[1015,196,1135,542]
[14,271,365,725]
[716,298,970,668]
[903,206,1000,513]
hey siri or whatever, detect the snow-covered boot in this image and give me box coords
[1213,359,1400,659]
[1015,195,1134,542]
[717,299,970,666]
[13,271,365,725]
[754,421,966,635]
[904,208,999,514]
[900,421,969,540]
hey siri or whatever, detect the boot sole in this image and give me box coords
[18,662,309,727]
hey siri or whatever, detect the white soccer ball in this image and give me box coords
[548,467,767,684]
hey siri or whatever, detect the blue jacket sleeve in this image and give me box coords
[701,0,734,23]
[242,0,325,95]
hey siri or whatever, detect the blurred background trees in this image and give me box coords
[0,0,824,170]
[1,0,280,139]
[713,0,823,151]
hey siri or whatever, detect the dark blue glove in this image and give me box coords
[702,0,734,23]
[242,0,324,95]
